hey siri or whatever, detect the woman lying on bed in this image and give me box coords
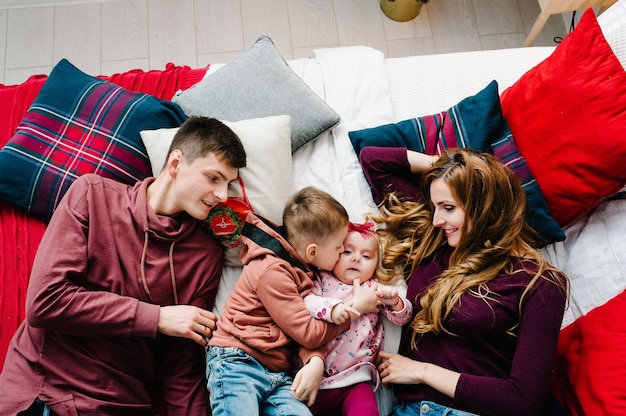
[361,147,568,416]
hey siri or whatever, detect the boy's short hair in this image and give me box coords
[283,186,349,248]
[166,116,246,170]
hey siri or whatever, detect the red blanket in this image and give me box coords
[0,63,207,370]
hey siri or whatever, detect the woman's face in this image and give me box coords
[430,177,466,247]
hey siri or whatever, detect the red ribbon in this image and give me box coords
[348,221,376,237]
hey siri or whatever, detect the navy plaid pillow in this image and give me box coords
[349,81,565,245]
[490,126,566,245]
[0,59,187,222]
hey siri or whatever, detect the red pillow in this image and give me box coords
[552,290,626,415]
[500,9,626,227]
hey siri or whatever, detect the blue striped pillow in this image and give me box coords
[0,59,187,222]
[349,80,565,244]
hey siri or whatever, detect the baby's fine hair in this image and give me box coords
[348,222,389,283]
[283,186,349,248]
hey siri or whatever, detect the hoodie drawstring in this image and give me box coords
[169,240,179,305]
[140,231,179,305]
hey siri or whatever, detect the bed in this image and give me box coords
[0,1,625,415]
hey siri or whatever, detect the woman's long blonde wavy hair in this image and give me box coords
[369,149,568,347]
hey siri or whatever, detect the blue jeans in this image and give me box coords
[18,399,57,416]
[206,346,312,416]
[391,400,479,416]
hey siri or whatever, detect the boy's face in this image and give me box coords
[332,232,379,285]
[171,151,239,220]
[308,225,348,271]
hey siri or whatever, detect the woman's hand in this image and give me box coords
[377,350,426,385]
[378,350,460,399]
[157,305,218,346]
[407,150,439,173]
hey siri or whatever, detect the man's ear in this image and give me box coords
[304,243,318,263]
[166,149,183,176]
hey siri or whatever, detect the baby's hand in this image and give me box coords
[330,302,360,324]
[376,284,398,305]
[351,279,381,314]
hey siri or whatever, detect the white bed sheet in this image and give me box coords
[216,1,626,337]
[210,5,625,413]
[307,43,626,331]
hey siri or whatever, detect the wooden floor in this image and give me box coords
[0,0,569,85]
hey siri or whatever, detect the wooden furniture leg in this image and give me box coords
[524,11,551,47]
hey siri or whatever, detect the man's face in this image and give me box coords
[172,152,239,220]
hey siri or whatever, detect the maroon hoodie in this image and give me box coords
[0,174,223,415]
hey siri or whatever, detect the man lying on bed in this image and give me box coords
[0,117,246,416]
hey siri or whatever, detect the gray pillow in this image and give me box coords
[172,35,341,152]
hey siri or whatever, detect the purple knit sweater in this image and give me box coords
[360,146,567,416]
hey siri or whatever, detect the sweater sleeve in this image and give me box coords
[381,295,413,326]
[453,276,567,416]
[303,274,343,323]
[26,177,160,338]
[257,264,349,350]
[359,146,422,204]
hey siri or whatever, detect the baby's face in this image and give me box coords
[332,232,379,285]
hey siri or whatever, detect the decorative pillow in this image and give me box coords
[0,59,187,222]
[171,35,340,152]
[349,80,565,244]
[204,179,253,249]
[349,80,500,156]
[140,115,295,266]
[500,8,626,227]
[552,289,626,416]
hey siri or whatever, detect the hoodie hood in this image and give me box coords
[239,213,310,274]
[131,178,199,242]
[131,178,200,305]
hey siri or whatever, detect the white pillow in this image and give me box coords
[140,115,295,266]
[598,0,626,70]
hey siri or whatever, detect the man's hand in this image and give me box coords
[291,356,324,407]
[157,305,218,346]
[350,279,380,315]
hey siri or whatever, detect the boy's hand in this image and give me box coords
[291,356,324,406]
[351,279,380,315]
[330,302,360,324]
